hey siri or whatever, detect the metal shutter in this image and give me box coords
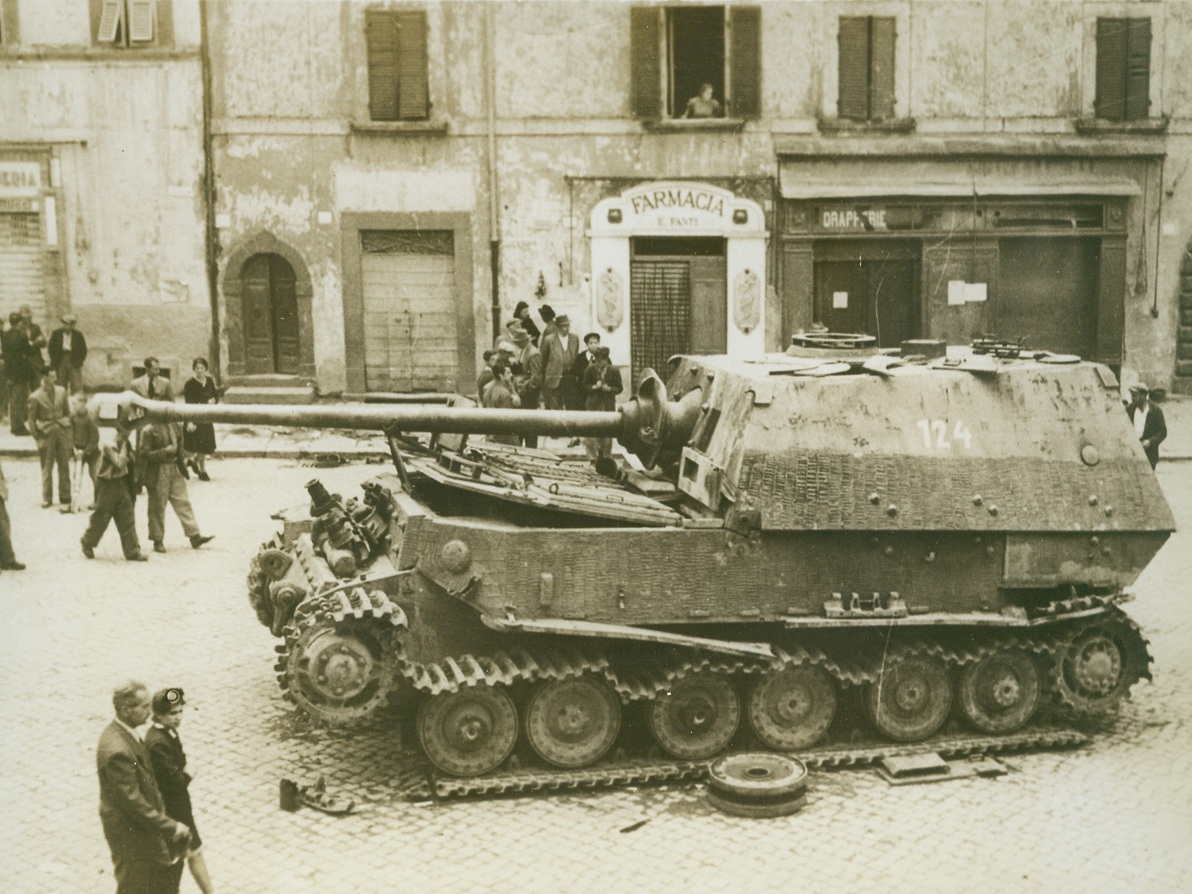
[630,6,662,119]
[837,17,870,120]
[0,212,46,324]
[869,17,896,120]
[396,11,428,120]
[728,6,761,119]
[366,12,400,121]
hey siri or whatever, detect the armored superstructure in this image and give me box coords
[118,338,1173,783]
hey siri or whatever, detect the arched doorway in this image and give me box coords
[241,253,299,375]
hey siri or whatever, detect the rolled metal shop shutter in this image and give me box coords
[0,209,45,323]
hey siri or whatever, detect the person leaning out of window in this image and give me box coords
[684,83,723,119]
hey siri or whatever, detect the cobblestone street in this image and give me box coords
[0,454,1189,894]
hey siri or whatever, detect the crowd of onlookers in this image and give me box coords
[0,305,220,572]
[477,301,622,461]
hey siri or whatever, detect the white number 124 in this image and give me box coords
[917,419,973,449]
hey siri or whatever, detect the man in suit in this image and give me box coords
[137,418,213,553]
[540,313,580,411]
[509,325,543,448]
[97,681,191,893]
[26,367,72,508]
[1129,383,1167,469]
[130,357,175,402]
[48,313,88,394]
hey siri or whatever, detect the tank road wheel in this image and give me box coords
[1055,619,1149,713]
[958,650,1041,734]
[648,672,741,760]
[284,621,397,724]
[746,665,837,750]
[418,686,518,777]
[865,656,953,743]
[525,676,622,769]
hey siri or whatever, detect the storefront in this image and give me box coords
[0,152,62,327]
[777,148,1160,368]
[589,182,767,381]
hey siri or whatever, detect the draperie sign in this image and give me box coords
[627,186,727,229]
[0,162,43,197]
[819,207,887,231]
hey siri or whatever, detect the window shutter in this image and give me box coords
[1124,18,1151,121]
[1095,19,1127,121]
[869,17,896,120]
[630,6,661,119]
[129,0,155,42]
[97,0,122,42]
[838,17,869,120]
[366,12,401,121]
[729,6,761,119]
[396,11,428,119]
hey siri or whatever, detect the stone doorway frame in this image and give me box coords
[221,231,316,380]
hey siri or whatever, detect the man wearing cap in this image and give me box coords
[97,680,191,893]
[540,313,580,413]
[82,420,149,561]
[508,324,543,446]
[49,313,88,395]
[1128,383,1166,470]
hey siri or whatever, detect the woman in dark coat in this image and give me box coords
[146,688,214,894]
[513,301,541,346]
[182,357,217,480]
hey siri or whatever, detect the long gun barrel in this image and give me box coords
[97,370,704,468]
[122,394,625,438]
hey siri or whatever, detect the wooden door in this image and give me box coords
[242,254,299,375]
[814,260,866,333]
[689,254,727,354]
[360,244,457,392]
[997,237,1097,357]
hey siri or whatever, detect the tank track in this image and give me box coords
[418,727,1089,800]
[272,600,1149,794]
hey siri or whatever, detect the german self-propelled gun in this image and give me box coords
[115,336,1173,790]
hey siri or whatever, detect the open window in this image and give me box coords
[365,9,429,121]
[630,5,760,121]
[92,0,171,47]
[1095,18,1151,121]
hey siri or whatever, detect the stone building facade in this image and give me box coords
[4,1,1192,395]
[0,0,208,387]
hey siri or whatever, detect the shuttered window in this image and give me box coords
[97,1,123,42]
[128,0,154,42]
[1095,18,1151,121]
[838,16,896,121]
[366,10,429,121]
[629,5,761,120]
[728,6,761,119]
[92,0,171,46]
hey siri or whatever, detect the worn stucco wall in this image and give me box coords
[0,0,207,387]
[201,0,1192,393]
